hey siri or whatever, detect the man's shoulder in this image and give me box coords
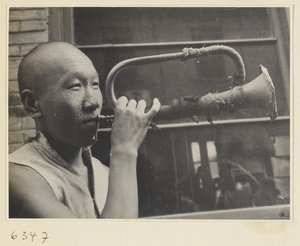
[9,162,53,205]
[9,140,39,164]
[9,162,77,218]
[9,162,48,187]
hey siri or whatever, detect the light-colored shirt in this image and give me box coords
[9,132,109,218]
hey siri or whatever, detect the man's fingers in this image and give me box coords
[145,98,161,121]
[116,97,160,122]
[115,96,128,110]
[136,100,146,112]
[127,99,137,110]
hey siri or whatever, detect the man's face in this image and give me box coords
[36,47,103,147]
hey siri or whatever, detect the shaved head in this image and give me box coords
[18,42,94,98]
[17,41,102,147]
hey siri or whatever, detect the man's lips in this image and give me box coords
[83,116,99,124]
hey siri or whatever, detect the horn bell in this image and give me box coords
[235,65,278,120]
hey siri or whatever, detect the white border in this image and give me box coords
[1,2,299,246]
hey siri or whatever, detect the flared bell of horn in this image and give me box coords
[215,65,278,120]
[240,65,278,120]
[153,65,278,121]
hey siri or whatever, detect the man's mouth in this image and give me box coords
[83,116,99,124]
[82,115,115,126]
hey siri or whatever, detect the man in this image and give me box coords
[9,42,160,218]
[215,159,260,210]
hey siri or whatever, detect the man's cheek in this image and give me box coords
[54,101,75,119]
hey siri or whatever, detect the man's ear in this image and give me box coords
[20,89,42,118]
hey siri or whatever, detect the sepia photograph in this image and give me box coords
[2,3,298,246]
[8,6,290,219]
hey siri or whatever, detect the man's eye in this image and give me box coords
[71,84,81,89]
[92,82,99,88]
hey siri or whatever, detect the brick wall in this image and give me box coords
[9,8,49,153]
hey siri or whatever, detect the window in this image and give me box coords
[50,7,290,218]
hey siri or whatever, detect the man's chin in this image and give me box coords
[78,134,98,148]
[78,126,99,145]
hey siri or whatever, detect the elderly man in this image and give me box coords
[9,42,160,218]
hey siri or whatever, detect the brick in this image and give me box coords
[9,31,49,45]
[21,116,35,129]
[9,129,36,145]
[9,92,22,105]
[9,21,20,32]
[22,129,36,143]
[10,9,48,21]
[20,20,47,32]
[9,68,18,81]
[20,44,39,55]
[9,117,22,131]
[8,129,36,146]
[9,57,23,69]
[9,105,28,117]
[9,80,20,93]
[9,143,22,153]
[9,130,24,144]
[9,45,21,56]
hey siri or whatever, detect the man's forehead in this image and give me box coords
[43,44,92,65]
[37,44,96,75]
[32,43,98,88]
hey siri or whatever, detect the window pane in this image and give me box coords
[207,141,217,161]
[209,161,220,179]
[74,8,272,45]
[191,142,201,162]
[273,136,290,156]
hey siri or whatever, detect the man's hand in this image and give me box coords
[101,97,160,218]
[111,96,161,153]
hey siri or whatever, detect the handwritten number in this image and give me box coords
[42,232,49,244]
[11,231,17,240]
[22,231,28,240]
[30,232,37,242]
[11,231,49,243]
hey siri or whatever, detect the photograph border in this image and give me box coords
[1,1,299,245]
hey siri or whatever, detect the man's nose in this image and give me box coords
[82,88,101,111]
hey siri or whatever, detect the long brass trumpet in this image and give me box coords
[104,45,278,122]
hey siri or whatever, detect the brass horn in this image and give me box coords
[105,45,278,122]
